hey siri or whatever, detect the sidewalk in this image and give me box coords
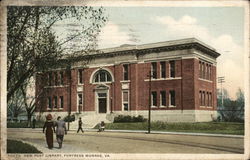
[8,128,244,138]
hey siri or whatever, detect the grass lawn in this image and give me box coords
[102,122,244,135]
[7,121,44,128]
[7,139,42,153]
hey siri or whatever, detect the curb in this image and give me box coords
[8,128,244,138]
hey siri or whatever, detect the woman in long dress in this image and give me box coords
[43,114,55,149]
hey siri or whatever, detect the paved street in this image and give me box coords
[7,128,244,154]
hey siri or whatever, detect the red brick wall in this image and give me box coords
[182,59,195,110]
[36,58,217,113]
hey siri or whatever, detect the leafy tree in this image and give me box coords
[7,89,26,121]
[7,6,107,102]
[217,88,244,122]
[7,6,107,126]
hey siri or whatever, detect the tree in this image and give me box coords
[7,6,107,126]
[7,88,26,121]
[7,6,107,102]
[217,88,244,122]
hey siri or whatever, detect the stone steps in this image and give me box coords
[69,113,113,130]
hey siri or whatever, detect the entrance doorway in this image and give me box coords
[98,93,107,113]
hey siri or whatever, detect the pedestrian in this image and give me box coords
[77,117,84,133]
[55,116,67,149]
[32,117,36,129]
[43,114,55,149]
[98,121,105,132]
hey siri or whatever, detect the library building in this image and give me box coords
[35,38,220,123]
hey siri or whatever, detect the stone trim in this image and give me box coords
[44,85,69,88]
[198,78,213,83]
[145,77,182,81]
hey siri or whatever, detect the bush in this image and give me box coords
[7,121,45,128]
[114,115,147,123]
[7,139,42,153]
[63,115,75,122]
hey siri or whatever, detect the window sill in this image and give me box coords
[198,78,212,83]
[159,105,167,108]
[120,80,131,83]
[92,82,113,85]
[44,85,69,88]
[151,106,157,108]
[168,105,176,108]
[145,77,182,81]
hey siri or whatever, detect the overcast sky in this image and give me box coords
[54,6,245,99]
[96,7,245,99]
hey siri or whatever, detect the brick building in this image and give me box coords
[35,38,220,124]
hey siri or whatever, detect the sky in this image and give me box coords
[54,6,245,99]
[96,7,245,99]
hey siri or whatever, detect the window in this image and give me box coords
[54,72,58,86]
[209,65,212,80]
[202,91,206,106]
[60,72,64,85]
[160,91,166,106]
[78,69,83,84]
[47,97,52,109]
[54,96,57,108]
[78,93,83,106]
[160,62,166,78]
[169,90,175,106]
[151,62,157,79]
[199,91,202,106]
[206,66,208,79]
[59,96,63,108]
[94,70,112,83]
[123,64,129,80]
[199,61,202,78]
[151,91,157,106]
[123,91,129,111]
[170,61,175,78]
[206,92,209,106]
[202,62,205,79]
[48,72,52,86]
[208,92,212,106]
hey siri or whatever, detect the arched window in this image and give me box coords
[93,70,112,83]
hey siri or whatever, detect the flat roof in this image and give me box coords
[65,38,221,59]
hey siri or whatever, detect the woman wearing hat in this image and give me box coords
[43,114,55,149]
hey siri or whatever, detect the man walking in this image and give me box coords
[77,117,84,133]
[55,116,67,149]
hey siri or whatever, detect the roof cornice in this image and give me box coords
[65,38,221,60]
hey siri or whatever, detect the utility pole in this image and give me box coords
[218,76,225,109]
[67,65,72,131]
[148,69,152,134]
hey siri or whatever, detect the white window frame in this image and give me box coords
[151,62,157,79]
[169,61,175,78]
[160,61,166,78]
[169,90,176,107]
[47,97,52,110]
[122,90,129,111]
[59,96,64,109]
[78,69,83,84]
[54,96,58,109]
[160,91,166,107]
[151,91,157,107]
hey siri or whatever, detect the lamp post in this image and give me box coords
[147,70,152,134]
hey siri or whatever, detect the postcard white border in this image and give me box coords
[0,0,249,160]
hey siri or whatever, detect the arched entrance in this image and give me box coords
[91,68,114,114]
[95,85,110,113]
